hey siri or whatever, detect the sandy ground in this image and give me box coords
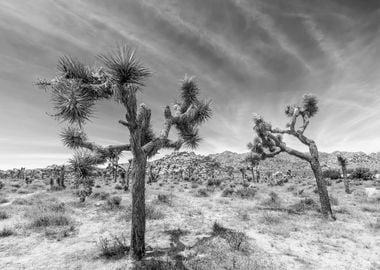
[0,178,379,270]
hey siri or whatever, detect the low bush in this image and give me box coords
[123,203,164,220]
[105,196,122,209]
[196,188,209,197]
[0,197,9,204]
[114,184,123,190]
[0,181,4,190]
[212,222,250,252]
[156,193,172,205]
[259,211,282,225]
[91,191,110,200]
[352,167,373,180]
[0,210,9,219]
[30,213,71,228]
[207,178,222,187]
[261,191,281,208]
[98,234,130,259]
[322,169,341,180]
[221,187,234,197]
[234,187,257,199]
[0,227,14,237]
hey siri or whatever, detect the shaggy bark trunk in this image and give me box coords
[250,167,254,182]
[342,166,350,194]
[130,130,147,260]
[309,142,335,220]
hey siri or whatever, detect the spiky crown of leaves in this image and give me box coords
[38,45,211,170]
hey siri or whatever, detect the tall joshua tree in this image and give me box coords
[248,94,335,220]
[337,155,350,194]
[37,46,212,259]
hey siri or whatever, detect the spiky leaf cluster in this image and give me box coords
[98,46,151,86]
[301,94,318,117]
[60,126,88,149]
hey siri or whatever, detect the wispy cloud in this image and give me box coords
[0,0,379,169]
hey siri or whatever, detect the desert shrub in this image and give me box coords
[322,169,341,180]
[11,183,21,188]
[234,187,257,199]
[237,210,250,221]
[0,197,9,204]
[0,181,4,190]
[0,227,14,237]
[123,203,164,220]
[98,234,130,259]
[289,197,318,213]
[12,198,29,205]
[196,188,209,197]
[259,211,282,225]
[221,187,234,197]
[362,206,378,213]
[114,184,123,190]
[91,191,110,200]
[212,222,250,252]
[156,193,172,205]
[352,167,373,180]
[17,189,32,194]
[30,213,71,228]
[105,196,122,209]
[207,178,222,187]
[191,183,198,189]
[95,184,101,188]
[261,191,281,208]
[44,224,76,240]
[368,218,380,231]
[0,210,9,219]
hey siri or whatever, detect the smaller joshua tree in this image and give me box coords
[337,155,350,194]
[248,94,335,220]
[244,153,261,182]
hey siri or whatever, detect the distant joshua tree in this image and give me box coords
[248,94,335,220]
[337,155,350,194]
[36,46,211,260]
[244,153,261,182]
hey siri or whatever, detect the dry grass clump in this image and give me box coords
[289,197,318,213]
[154,193,173,205]
[0,210,10,219]
[98,234,130,259]
[329,195,339,206]
[17,188,32,194]
[261,192,282,208]
[212,222,250,252]
[195,188,209,197]
[368,218,380,231]
[0,197,9,204]
[104,196,122,210]
[0,227,14,237]
[91,191,110,200]
[259,211,282,225]
[123,203,165,221]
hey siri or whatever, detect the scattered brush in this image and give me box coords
[155,193,173,205]
[17,189,32,194]
[0,210,9,220]
[0,197,9,204]
[289,197,318,213]
[212,222,250,253]
[29,212,72,228]
[98,234,130,259]
[114,184,123,190]
[221,187,234,197]
[104,196,122,210]
[0,227,14,237]
[260,192,281,208]
[259,211,282,225]
[123,203,164,221]
[195,188,209,197]
[91,191,110,200]
[234,187,257,199]
[368,218,380,231]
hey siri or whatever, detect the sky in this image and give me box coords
[0,0,379,169]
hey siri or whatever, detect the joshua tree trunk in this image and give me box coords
[130,130,147,260]
[309,142,335,219]
[342,166,350,194]
[256,168,260,183]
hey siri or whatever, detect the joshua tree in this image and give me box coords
[248,94,335,220]
[337,155,350,194]
[37,46,211,259]
[147,164,161,184]
[244,153,261,182]
[239,167,247,181]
